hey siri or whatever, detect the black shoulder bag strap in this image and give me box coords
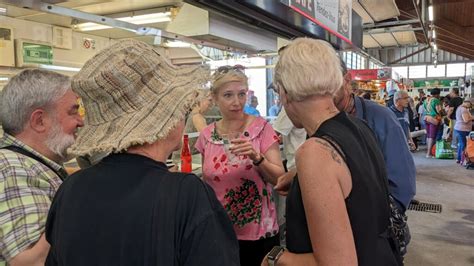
[1,145,67,181]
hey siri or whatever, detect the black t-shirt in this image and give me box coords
[449,96,463,120]
[45,153,239,266]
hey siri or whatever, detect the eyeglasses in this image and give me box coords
[271,83,287,95]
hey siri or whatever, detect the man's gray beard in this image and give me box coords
[45,122,75,163]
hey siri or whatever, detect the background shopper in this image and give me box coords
[454,99,473,164]
[424,88,443,158]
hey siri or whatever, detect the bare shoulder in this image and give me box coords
[296,137,352,198]
[296,137,344,166]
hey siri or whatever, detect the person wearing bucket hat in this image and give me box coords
[44,39,239,266]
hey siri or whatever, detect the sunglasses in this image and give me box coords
[216,64,246,74]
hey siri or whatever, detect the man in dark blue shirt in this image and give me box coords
[335,66,416,214]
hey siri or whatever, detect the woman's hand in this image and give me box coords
[274,168,297,196]
[229,138,259,162]
[168,165,179,173]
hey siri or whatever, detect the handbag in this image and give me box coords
[388,195,410,258]
[435,140,454,159]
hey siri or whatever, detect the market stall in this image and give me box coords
[348,67,402,103]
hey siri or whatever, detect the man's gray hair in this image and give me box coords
[0,69,70,135]
[394,90,409,102]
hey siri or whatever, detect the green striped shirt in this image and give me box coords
[0,134,64,264]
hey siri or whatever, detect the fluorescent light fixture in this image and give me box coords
[39,64,81,72]
[77,22,111,31]
[428,6,434,21]
[77,12,171,31]
[0,77,8,81]
[165,40,191,48]
[432,30,436,39]
[433,44,438,51]
[0,7,6,14]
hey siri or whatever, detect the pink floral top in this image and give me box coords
[195,117,280,241]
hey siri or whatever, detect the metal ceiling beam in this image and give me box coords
[368,33,383,49]
[411,0,430,44]
[2,0,143,33]
[367,44,421,50]
[1,0,250,54]
[388,45,430,65]
[364,27,423,34]
[390,32,401,47]
[363,19,420,29]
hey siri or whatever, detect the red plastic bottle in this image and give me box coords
[181,134,192,173]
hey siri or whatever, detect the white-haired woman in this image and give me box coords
[196,65,285,266]
[262,38,402,266]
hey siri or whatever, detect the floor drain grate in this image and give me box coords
[408,202,442,213]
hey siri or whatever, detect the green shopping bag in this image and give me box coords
[435,140,454,159]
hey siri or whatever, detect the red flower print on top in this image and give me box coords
[214,176,221,182]
[245,165,253,170]
[223,179,262,227]
[220,154,227,162]
[214,162,221,170]
[213,156,218,163]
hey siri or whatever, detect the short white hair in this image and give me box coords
[394,90,409,102]
[0,69,70,135]
[274,38,343,101]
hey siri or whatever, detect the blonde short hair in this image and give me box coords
[210,66,248,94]
[274,38,343,101]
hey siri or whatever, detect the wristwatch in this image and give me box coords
[252,154,265,166]
[267,246,285,266]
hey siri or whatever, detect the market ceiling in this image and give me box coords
[395,0,474,60]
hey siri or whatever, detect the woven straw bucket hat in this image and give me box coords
[69,39,209,157]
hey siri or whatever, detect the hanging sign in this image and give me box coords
[283,0,352,43]
[349,68,392,81]
[413,79,459,88]
[22,42,53,65]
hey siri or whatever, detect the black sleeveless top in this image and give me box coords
[285,112,401,266]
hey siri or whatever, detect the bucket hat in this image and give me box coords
[69,39,209,156]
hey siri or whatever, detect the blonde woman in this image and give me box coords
[195,65,285,266]
[263,38,401,266]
